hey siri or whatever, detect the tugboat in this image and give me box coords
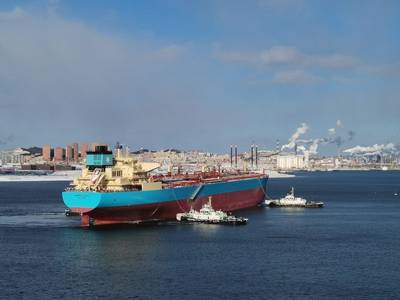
[176,197,248,225]
[266,187,323,208]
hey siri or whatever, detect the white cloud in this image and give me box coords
[0,7,207,148]
[217,46,358,69]
[260,46,300,64]
[274,70,320,84]
[216,50,253,63]
[364,63,400,77]
[150,44,187,60]
[216,46,357,85]
[309,54,356,68]
[0,7,25,20]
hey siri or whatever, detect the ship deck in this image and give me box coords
[65,171,267,192]
[155,171,267,188]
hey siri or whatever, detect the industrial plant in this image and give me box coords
[1,141,399,177]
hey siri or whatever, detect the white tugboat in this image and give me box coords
[266,187,323,208]
[176,197,248,225]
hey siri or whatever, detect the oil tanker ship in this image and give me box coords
[62,146,268,226]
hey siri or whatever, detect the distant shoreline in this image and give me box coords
[1,169,398,182]
[0,170,81,182]
[0,175,74,182]
[0,170,295,182]
[290,169,400,173]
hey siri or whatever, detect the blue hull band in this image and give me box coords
[63,177,268,209]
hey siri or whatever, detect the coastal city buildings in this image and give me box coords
[0,142,105,170]
[1,143,399,172]
[276,154,309,170]
[0,148,32,165]
[80,143,89,159]
[39,142,101,163]
[54,147,64,161]
[72,143,79,161]
[42,144,52,161]
[66,145,73,162]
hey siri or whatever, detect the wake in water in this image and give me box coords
[0,212,81,228]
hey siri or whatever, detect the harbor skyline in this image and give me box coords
[0,0,399,152]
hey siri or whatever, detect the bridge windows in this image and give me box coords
[112,170,123,177]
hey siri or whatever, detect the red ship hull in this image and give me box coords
[63,175,268,226]
[81,187,265,226]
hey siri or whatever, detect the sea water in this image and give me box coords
[0,171,399,299]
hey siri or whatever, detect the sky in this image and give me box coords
[0,0,399,154]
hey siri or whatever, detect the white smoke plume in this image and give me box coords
[296,145,308,153]
[309,140,320,155]
[343,143,399,156]
[309,137,329,155]
[281,120,354,155]
[281,123,309,151]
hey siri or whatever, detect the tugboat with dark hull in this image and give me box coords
[266,187,324,208]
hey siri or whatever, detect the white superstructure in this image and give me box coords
[266,187,323,208]
[176,197,247,224]
[275,187,306,206]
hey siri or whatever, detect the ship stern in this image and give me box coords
[62,191,102,214]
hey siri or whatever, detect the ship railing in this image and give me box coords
[161,173,266,189]
[155,170,265,184]
[64,186,141,192]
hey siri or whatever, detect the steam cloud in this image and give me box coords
[282,120,355,155]
[343,143,400,156]
[281,123,309,151]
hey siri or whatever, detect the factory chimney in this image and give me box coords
[230,145,233,167]
[255,145,258,168]
[251,144,254,168]
[234,145,238,168]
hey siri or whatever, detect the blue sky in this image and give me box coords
[0,0,399,153]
